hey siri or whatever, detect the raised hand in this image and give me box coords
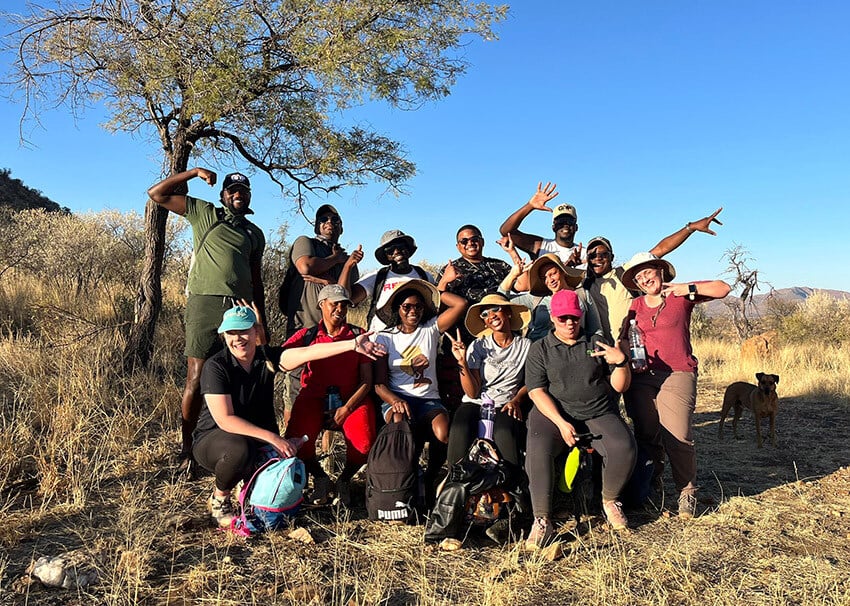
[236,298,267,345]
[447,328,466,363]
[689,207,723,236]
[528,182,559,211]
[567,242,583,267]
[590,340,628,366]
[497,234,523,265]
[441,259,462,285]
[196,167,217,187]
[345,244,364,268]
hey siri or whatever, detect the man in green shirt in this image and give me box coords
[148,167,266,475]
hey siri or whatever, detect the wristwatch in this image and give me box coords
[687,283,697,301]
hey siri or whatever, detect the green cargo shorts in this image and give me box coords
[184,294,235,359]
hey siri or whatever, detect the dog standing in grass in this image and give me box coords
[718,373,780,448]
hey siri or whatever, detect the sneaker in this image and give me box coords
[208,491,235,527]
[602,500,629,531]
[310,474,333,505]
[334,480,351,508]
[525,516,555,550]
[678,492,697,519]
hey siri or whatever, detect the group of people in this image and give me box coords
[148,169,730,547]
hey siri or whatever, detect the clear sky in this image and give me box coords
[2,1,848,292]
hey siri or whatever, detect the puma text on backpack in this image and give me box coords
[232,455,307,536]
[365,418,418,523]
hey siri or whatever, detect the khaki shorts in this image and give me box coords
[184,294,235,359]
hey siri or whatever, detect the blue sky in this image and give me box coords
[2,1,848,292]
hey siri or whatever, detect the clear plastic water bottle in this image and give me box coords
[324,386,343,428]
[478,393,496,440]
[628,319,648,373]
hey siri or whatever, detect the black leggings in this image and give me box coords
[525,408,636,517]
[446,403,525,466]
[193,429,258,492]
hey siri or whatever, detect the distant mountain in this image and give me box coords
[0,168,70,214]
[703,287,850,318]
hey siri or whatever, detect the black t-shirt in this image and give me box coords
[524,331,618,421]
[193,345,283,444]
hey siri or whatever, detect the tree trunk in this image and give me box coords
[123,200,169,371]
[123,146,190,371]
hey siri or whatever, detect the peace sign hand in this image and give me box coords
[447,328,467,364]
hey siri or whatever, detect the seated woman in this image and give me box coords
[373,279,467,501]
[193,304,386,527]
[523,290,636,548]
[446,293,531,466]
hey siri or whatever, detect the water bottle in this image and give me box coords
[478,393,496,440]
[324,386,343,428]
[628,319,648,373]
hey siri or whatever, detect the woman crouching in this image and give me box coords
[193,305,385,526]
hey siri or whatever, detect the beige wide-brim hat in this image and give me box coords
[620,252,677,291]
[464,293,531,338]
[527,253,584,296]
[376,279,440,326]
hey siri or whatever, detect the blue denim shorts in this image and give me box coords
[381,394,447,423]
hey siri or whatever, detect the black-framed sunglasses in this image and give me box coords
[479,306,502,320]
[400,302,424,313]
[457,235,483,246]
[588,251,611,260]
[384,242,408,254]
[553,217,577,227]
[318,215,342,225]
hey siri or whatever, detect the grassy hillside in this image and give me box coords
[1,209,848,605]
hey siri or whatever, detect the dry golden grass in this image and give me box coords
[1,216,849,604]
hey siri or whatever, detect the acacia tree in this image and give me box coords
[5,0,506,369]
[722,244,767,339]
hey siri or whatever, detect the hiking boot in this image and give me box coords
[525,516,555,550]
[334,480,351,508]
[208,491,235,527]
[678,492,697,519]
[310,474,333,505]
[603,500,629,531]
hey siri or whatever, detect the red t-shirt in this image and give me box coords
[627,293,704,373]
[283,322,368,399]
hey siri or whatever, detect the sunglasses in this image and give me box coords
[400,303,424,313]
[479,306,502,320]
[588,251,611,260]
[554,315,581,324]
[457,235,483,246]
[384,243,408,254]
[553,217,577,227]
[318,215,342,225]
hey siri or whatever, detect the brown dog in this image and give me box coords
[718,373,780,448]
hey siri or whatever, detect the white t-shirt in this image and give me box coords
[374,317,441,400]
[463,334,531,407]
[538,239,579,265]
[356,267,435,331]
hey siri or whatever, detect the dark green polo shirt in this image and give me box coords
[185,196,265,298]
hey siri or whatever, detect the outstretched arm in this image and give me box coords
[147,167,217,216]
[436,291,469,334]
[498,182,558,256]
[650,208,724,258]
[279,331,386,371]
[660,280,731,301]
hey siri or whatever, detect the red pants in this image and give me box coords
[285,394,376,467]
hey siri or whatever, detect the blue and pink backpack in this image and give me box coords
[231,450,307,536]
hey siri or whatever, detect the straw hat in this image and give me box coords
[464,293,531,338]
[620,252,677,291]
[527,253,584,296]
[375,279,440,326]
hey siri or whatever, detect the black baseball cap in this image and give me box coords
[222,172,251,190]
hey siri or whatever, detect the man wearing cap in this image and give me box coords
[345,229,434,331]
[282,284,377,506]
[279,204,357,339]
[499,182,582,267]
[147,167,266,470]
[583,207,724,342]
